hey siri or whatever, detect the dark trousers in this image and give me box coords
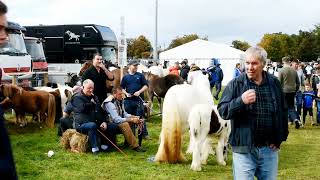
[214,81,222,99]
[284,92,299,122]
[303,107,313,124]
[0,107,17,180]
[124,99,148,146]
[57,116,74,136]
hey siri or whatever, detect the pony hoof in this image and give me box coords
[218,161,226,166]
[201,160,207,165]
[190,164,202,171]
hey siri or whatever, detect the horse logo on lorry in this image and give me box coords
[65,30,80,41]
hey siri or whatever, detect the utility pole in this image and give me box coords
[118,16,127,80]
[153,0,158,61]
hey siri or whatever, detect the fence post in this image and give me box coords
[11,75,17,85]
[44,72,49,85]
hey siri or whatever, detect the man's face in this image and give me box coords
[291,62,298,70]
[93,55,103,67]
[129,64,138,72]
[114,89,124,101]
[83,82,94,96]
[245,56,264,80]
[0,14,8,45]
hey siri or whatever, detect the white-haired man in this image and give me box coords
[218,46,288,180]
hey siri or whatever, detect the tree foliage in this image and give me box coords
[167,34,208,50]
[258,24,320,62]
[231,40,251,51]
[126,35,152,59]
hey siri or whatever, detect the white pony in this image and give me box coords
[147,66,164,77]
[154,72,231,171]
[34,84,73,114]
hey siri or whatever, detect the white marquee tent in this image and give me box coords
[159,39,245,86]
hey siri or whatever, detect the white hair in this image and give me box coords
[83,79,94,86]
[245,46,268,65]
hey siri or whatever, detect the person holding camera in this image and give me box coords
[82,53,114,103]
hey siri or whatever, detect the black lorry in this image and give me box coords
[25,24,118,64]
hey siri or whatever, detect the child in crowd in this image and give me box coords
[302,83,316,126]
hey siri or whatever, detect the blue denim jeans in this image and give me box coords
[124,99,148,136]
[76,122,98,149]
[232,147,279,180]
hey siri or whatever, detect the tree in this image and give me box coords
[126,35,152,59]
[259,33,294,62]
[167,34,207,50]
[231,40,251,51]
[126,38,135,59]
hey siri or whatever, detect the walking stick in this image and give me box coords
[97,129,128,157]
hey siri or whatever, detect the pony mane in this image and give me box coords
[2,84,22,98]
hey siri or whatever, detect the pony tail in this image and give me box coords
[47,94,56,128]
[155,94,185,163]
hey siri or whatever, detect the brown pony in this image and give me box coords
[144,73,184,118]
[0,84,56,127]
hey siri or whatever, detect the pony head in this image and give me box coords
[0,84,22,98]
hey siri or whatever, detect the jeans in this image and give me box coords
[76,122,98,149]
[124,99,148,136]
[284,93,299,122]
[232,147,279,180]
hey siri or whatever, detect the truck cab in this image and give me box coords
[0,21,32,82]
[24,37,48,72]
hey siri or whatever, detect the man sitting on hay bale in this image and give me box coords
[61,79,119,154]
[102,86,146,152]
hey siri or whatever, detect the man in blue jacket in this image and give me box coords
[218,46,288,180]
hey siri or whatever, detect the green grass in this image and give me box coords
[5,100,320,179]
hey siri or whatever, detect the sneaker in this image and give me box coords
[143,136,152,140]
[100,145,109,151]
[288,122,293,125]
[294,119,300,129]
[133,146,146,152]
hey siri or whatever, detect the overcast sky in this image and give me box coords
[3,0,320,49]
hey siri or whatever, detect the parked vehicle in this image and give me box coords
[0,21,32,81]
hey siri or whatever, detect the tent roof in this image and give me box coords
[160,39,245,60]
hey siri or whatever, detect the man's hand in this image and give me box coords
[133,91,141,97]
[100,122,107,131]
[269,144,279,151]
[91,98,96,104]
[241,89,256,105]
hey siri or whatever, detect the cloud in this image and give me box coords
[3,0,320,48]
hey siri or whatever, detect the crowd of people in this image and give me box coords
[266,57,320,127]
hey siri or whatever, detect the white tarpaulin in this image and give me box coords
[159,39,245,86]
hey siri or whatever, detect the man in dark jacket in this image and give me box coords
[213,63,223,100]
[82,53,114,103]
[179,60,190,80]
[71,79,118,154]
[218,46,288,180]
[0,1,18,179]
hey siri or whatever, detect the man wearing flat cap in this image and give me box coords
[120,60,150,143]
